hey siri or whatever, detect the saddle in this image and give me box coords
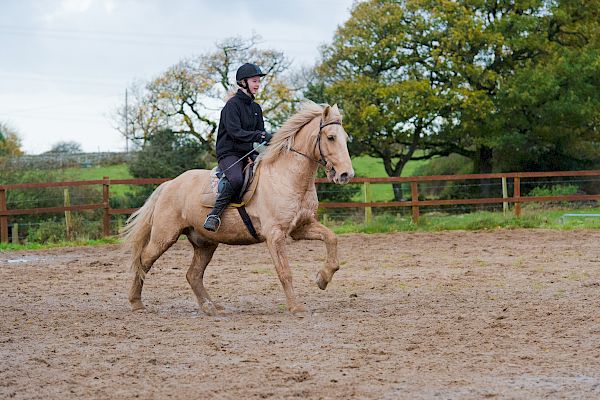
[198,159,261,208]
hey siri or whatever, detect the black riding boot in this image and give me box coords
[203,179,235,232]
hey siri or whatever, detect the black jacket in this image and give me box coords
[215,89,265,161]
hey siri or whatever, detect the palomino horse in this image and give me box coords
[123,101,354,315]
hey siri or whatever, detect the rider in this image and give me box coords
[203,63,273,232]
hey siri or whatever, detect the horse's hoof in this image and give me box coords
[316,271,329,290]
[201,302,220,316]
[130,301,146,312]
[289,304,308,317]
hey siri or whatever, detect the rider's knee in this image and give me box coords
[228,177,244,193]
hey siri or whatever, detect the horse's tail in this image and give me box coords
[121,182,168,281]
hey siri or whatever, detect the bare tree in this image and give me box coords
[113,35,300,151]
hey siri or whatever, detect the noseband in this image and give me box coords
[291,119,342,167]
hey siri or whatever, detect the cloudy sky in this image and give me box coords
[0,0,355,154]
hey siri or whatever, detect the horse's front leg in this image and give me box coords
[290,220,339,290]
[265,227,306,314]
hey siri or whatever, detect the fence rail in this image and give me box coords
[2,170,600,243]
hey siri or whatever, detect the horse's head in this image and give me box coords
[259,101,355,184]
[318,104,354,184]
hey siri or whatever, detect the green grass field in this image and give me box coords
[62,164,132,181]
[350,155,429,201]
[62,164,133,197]
[62,158,397,179]
[57,157,419,202]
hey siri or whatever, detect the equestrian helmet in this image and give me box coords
[236,63,266,81]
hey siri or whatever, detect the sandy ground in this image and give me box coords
[1,229,600,399]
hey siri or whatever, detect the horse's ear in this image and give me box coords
[323,105,332,119]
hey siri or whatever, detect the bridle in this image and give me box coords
[290,119,343,168]
[221,120,342,177]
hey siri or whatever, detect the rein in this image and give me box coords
[220,141,267,175]
[290,120,342,168]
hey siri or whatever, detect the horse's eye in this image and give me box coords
[327,135,335,142]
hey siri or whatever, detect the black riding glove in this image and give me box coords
[258,131,273,144]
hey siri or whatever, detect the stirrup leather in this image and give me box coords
[203,215,221,232]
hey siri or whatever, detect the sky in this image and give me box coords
[0,0,355,154]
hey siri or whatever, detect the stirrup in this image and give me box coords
[203,215,221,232]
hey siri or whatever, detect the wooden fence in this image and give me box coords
[1,170,600,243]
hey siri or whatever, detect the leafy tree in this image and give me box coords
[46,141,83,154]
[316,0,600,199]
[425,0,600,174]
[316,0,462,199]
[492,33,600,172]
[114,35,301,152]
[0,122,23,158]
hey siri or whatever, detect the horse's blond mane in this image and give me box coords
[259,101,339,164]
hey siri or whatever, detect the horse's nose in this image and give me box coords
[341,169,355,182]
[340,172,350,183]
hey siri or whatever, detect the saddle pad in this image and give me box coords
[198,162,261,208]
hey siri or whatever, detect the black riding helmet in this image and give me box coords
[236,63,267,94]
[236,63,266,82]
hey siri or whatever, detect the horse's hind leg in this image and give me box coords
[185,236,220,316]
[291,220,339,290]
[128,227,181,311]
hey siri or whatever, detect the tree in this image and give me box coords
[316,0,458,199]
[0,122,23,157]
[316,0,600,197]
[114,35,301,152]
[129,128,211,179]
[423,0,600,174]
[46,141,83,154]
[490,0,600,172]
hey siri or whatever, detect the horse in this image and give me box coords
[122,101,354,315]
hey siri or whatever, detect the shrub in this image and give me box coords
[129,129,211,179]
[26,213,104,244]
[525,184,581,209]
[124,129,211,207]
[412,154,476,200]
[528,184,579,197]
[26,220,64,243]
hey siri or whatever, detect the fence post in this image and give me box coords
[514,177,521,217]
[103,176,110,237]
[363,181,372,225]
[502,177,508,215]
[0,188,7,243]
[64,188,73,240]
[12,223,19,244]
[411,181,419,224]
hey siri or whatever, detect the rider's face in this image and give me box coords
[247,76,261,95]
